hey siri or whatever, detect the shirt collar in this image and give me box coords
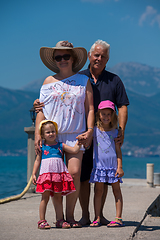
[87,65,106,84]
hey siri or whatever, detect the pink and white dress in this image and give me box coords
[36,142,76,196]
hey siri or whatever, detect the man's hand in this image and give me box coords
[33,99,44,113]
[115,127,124,147]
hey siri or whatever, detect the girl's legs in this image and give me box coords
[52,193,71,228]
[65,151,83,226]
[52,193,63,221]
[100,184,110,225]
[90,182,104,226]
[39,191,50,220]
[107,181,123,226]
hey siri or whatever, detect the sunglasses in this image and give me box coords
[54,54,71,62]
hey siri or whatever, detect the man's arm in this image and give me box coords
[116,105,128,146]
[118,105,128,132]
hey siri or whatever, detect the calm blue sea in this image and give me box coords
[0,156,160,199]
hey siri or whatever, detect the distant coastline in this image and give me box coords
[1,156,160,199]
[0,147,160,158]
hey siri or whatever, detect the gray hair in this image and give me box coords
[89,40,110,59]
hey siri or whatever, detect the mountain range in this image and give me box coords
[21,62,160,97]
[109,62,160,96]
[1,62,160,157]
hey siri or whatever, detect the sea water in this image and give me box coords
[0,156,160,199]
[0,156,27,199]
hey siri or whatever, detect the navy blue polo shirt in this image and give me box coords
[80,66,129,113]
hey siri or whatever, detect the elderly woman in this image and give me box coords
[34,40,94,228]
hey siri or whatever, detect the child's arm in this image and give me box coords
[32,154,41,185]
[63,141,81,154]
[115,143,124,178]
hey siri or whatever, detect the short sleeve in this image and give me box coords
[115,77,129,108]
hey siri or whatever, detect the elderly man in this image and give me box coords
[34,39,129,226]
[78,40,129,226]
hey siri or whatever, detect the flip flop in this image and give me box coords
[107,221,125,227]
[90,220,101,227]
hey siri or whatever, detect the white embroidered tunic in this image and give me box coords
[39,73,88,146]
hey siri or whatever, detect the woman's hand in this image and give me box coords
[33,99,44,113]
[35,133,42,155]
[76,129,93,149]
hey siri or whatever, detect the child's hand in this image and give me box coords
[115,167,124,178]
[74,141,81,152]
[32,175,37,185]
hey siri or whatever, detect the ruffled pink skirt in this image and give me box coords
[36,172,76,196]
[36,157,76,196]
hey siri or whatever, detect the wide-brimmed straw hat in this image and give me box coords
[40,40,87,73]
[39,120,58,136]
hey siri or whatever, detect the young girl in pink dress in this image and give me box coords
[32,120,81,229]
[89,100,125,227]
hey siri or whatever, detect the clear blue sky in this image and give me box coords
[0,0,160,89]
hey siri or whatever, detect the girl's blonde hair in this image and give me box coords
[96,109,118,130]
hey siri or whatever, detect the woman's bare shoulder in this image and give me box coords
[43,75,58,85]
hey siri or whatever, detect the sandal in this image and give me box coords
[56,219,71,229]
[38,220,51,229]
[90,220,101,227]
[107,218,125,227]
[69,220,82,228]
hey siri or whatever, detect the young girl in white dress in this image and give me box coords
[89,100,125,227]
[32,120,81,229]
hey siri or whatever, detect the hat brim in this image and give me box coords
[40,46,87,73]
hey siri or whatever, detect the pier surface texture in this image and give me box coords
[0,178,160,240]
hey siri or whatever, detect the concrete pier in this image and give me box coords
[0,179,160,240]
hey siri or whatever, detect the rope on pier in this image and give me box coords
[0,176,32,204]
